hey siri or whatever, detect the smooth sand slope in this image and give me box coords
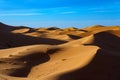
[0,22,120,80]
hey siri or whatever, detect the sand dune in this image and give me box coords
[0,30,67,49]
[0,23,120,80]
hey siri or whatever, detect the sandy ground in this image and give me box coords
[0,23,120,80]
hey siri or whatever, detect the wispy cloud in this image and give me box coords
[0,7,70,12]
[88,6,120,13]
[0,8,44,16]
[88,7,106,10]
[0,9,40,13]
[0,13,43,16]
[93,10,109,13]
[0,7,77,16]
[60,11,77,14]
[92,10,120,13]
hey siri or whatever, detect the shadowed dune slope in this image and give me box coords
[0,22,33,33]
[0,22,15,32]
[0,31,67,49]
[93,31,120,51]
[56,49,120,80]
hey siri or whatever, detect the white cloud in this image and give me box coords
[60,11,77,14]
[88,6,120,13]
[0,8,44,16]
[93,9,120,13]
[93,10,108,13]
[0,13,43,16]
[88,7,104,10]
[0,9,39,13]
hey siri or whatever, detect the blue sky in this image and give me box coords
[0,0,120,28]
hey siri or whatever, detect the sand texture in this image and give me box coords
[0,22,120,80]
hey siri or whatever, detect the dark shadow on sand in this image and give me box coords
[8,47,61,77]
[58,31,120,80]
[57,49,120,80]
[0,31,67,49]
[9,52,50,77]
[67,34,81,39]
[84,31,120,51]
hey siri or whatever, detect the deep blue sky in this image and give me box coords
[0,0,120,28]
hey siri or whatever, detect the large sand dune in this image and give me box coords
[0,22,120,80]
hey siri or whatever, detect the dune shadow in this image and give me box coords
[47,27,60,30]
[84,31,120,51]
[8,47,61,77]
[9,52,50,77]
[93,31,120,51]
[67,34,81,39]
[79,29,88,32]
[47,48,62,55]
[57,49,120,80]
[0,31,67,49]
